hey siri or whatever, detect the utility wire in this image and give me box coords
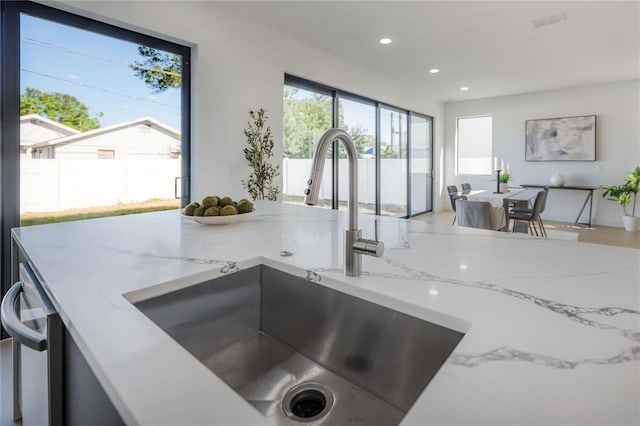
[22,69,180,109]
[23,37,182,77]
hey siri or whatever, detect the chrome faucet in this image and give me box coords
[304,128,384,277]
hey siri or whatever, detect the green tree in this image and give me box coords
[20,88,102,131]
[131,46,181,93]
[283,87,333,158]
[283,87,377,159]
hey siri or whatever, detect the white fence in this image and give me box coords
[282,158,408,204]
[21,158,180,213]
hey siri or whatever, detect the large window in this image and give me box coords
[1,1,190,337]
[456,116,492,175]
[282,75,433,218]
[18,13,187,226]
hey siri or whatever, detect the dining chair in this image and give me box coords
[461,183,472,191]
[447,185,460,225]
[508,189,547,237]
[510,187,549,237]
[456,199,504,231]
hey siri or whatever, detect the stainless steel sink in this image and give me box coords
[134,265,465,425]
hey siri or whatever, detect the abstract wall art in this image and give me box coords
[525,115,596,161]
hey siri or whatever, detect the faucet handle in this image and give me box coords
[353,219,384,258]
[353,238,385,258]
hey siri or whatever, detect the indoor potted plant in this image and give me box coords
[499,173,510,193]
[242,109,280,201]
[601,166,640,232]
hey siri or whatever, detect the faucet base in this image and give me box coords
[345,229,362,277]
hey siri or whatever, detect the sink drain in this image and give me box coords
[282,382,334,422]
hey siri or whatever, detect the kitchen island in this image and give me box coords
[11,201,640,425]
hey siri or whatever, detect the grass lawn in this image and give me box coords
[20,199,180,226]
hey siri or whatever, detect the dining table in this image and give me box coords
[461,187,543,231]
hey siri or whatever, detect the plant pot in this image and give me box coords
[499,183,509,193]
[622,215,640,232]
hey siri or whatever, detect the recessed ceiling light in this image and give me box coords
[429,68,440,74]
[460,86,469,91]
[379,38,392,45]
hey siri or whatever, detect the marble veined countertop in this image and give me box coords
[12,201,640,425]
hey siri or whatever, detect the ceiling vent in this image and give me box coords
[532,13,567,29]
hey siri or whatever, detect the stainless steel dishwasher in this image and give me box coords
[1,262,63,426]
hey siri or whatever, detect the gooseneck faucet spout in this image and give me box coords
[304,128,384,277]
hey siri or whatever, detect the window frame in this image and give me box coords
[1,1,191,338]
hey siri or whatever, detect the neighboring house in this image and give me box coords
[26,116,180,160]
[20,114,79,159]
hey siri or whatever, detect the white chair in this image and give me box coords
[456,199,505,231]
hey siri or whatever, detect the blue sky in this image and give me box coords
[20,14,181,130]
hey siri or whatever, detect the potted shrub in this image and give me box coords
[601,166,640,232]
[242,109,280,201]
[499,173,510,193]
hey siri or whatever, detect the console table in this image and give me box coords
[521,184,596,227]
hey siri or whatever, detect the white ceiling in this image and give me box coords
[219,1,640,102]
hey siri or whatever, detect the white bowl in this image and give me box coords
[193,210,255,225]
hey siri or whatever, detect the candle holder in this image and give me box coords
[494,169,503,194]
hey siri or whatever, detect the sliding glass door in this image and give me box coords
[282,75,432,219]
[282,84,333,208]
[379,106,408,216]
[338,96,376,214]
[410,114,432,215]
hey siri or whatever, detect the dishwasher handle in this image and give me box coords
[1,281,47,351]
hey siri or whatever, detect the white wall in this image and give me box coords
[54,1,444,209]
[444,80,640,227]
[54,125,179,160]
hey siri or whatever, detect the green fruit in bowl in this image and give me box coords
[237,200,254,214]
[220,205,238,216]
[202,196,219,208]
[204,206,220,216]
[183,202,199,216]
[220,196,233,206]
[193,207,206,217]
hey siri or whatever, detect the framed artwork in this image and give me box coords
[525,115,596,161]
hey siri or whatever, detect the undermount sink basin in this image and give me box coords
[133,265,465,425]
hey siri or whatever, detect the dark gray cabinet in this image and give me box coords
[2,236,124,425]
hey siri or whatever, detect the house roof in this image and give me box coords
[20,113,80,138]
[30,116,180,149]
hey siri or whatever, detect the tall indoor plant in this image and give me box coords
[242,109,280,201]
[601,166,640,232]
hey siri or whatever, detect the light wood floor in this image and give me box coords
[413,211,640,249]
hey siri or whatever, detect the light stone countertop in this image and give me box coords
[11,201,640,425]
